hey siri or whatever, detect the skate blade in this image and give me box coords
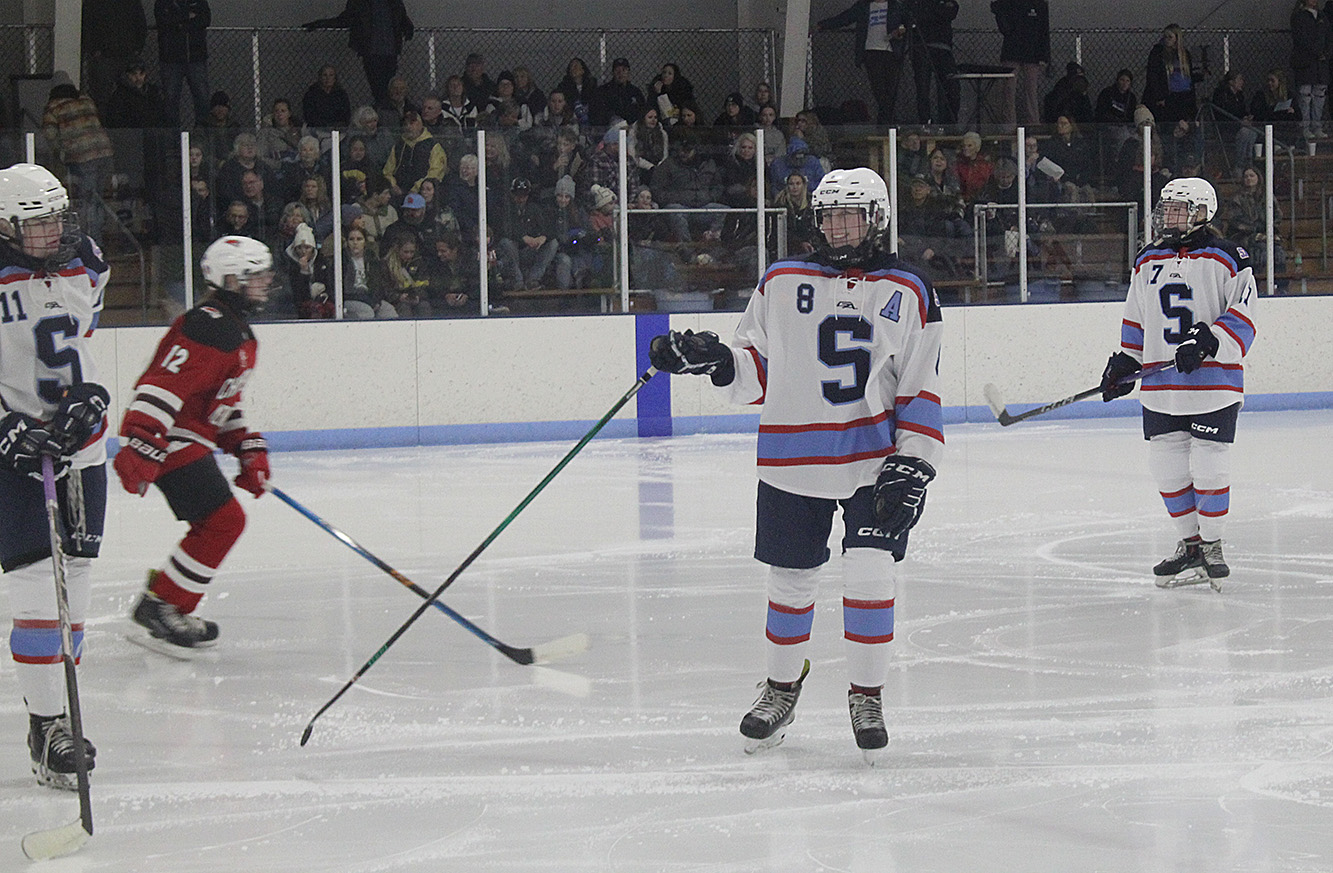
[743,729,788,755]
[861,746,887,767]
[1155,570,1221,592]
[31,766,79,791]
[125,631,219,661]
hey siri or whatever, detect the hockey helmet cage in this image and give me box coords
[811,168,890,265]
[1151,177,1217,245]
[0,162,77,265]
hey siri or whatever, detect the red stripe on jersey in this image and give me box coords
[744,346,766,404]
[1123,319,1142,330]
[1142,384,1243,392]
[1122,342,1143,351]
[1216,321,1246,355]
[758,447,895,467]
[1194,251,1237,276]
[759,410,890,433]
[895,390,941,406]
[897,420,944,442]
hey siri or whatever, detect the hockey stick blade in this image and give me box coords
[22,819,91,860]
[528,632,590,665]
[982,383,1017,425]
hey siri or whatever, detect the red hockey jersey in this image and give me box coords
[120,300,259,473]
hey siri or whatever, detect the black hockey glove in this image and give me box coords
[648,329,736,386]
[1100,352,1140,402]
[1174,321,1219,375]
[50,382,110,455]
[0,411,68,480]
[873,456,936,540]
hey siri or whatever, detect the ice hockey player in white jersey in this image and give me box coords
[1100,177,1257,590]
[0,163,110,788]
[649,167,944,763]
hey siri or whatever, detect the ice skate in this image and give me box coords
[129,585,219,659]
[740,660,809,754]
[29,714,95,791]
[1153,537,1219,591]
[848,691,888,766]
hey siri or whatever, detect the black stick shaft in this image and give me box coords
[999,361,1174,426]
[300,368,656,745]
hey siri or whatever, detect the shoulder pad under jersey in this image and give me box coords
[181,304,253,352]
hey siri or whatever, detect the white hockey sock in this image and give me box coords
[1190,438,1231,542]
[764,565,819,684]
[842,548,897,689]
[7,559,89,718]
[1148,432,1200,540]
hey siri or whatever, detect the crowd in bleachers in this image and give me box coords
[22,0,1332,317]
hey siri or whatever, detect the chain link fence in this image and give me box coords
[810,28,1294,129]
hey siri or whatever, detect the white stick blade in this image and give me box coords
[529,632,590,665]
[22,820,90,860]
[529,665,593,698]
[982,383,1007,419]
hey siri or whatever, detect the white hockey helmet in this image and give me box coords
[201,235,274,309]
[811,168,890,264]
[1151,177,1217,245]
[0,163,75,263]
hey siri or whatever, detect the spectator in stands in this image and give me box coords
[975,154,1019,219]
[347,104,396,172]
[303,65,352,129]
[653,129,728,242]
[551,174,591,290]
[591,57,647,126]
[282,222,334,319]
[357,173,398,255]
[256,98,303,168]
[187,142,207,181]
[221,200,254,239]
[496,177,558,290]
[41,83,115,240]
[632,106,669,185]
[1040,115,1097,201]
[898,173,965,277]
[721,132,759,206]
[382,234,431,316]
[292,175,332,230]
[301,0,414,105]
[440,75,480,132]
[771,169,818,253]
[380,191,433,252]
[531,126,588,192]
[445,153,481,242]
[414,177,459,237]
[954,131,993,203]
[714,92,757,130]
[238,168,283,246]
[461,53,495,110]
[1095,68,1140,175]
[384,110,448,198]
[816,0,909,125]
[216,132,278,209]
[896,126,929,181]
[196,89,240,166]
[102,59,163,130]
[752,81,775,114]
[492,74,534,130]
[793,110,833,166]
[341,225,394,317]
[425,231,479,314]
[155,0,211,127]
[583,185,618,288]
[189,177,215,241]
[649,63,696,126]
[83,0,148,115]
[1142,24,1202,141]
[1291,0,1331,141]
[339,135,376,200]
[484,135,516,204]
[768,135,824,199]
[556,58,598,125]
[588,127,640,202]
[1227,164,1286,279]
[907,0,960,126]
[1021,134,1060,203]
[673,100,708,141]
[1210,71,1259,177]
[419,95,448,137]
[628,185,672,245]
[1114,106,1169,203]
[376,75,416,130]
[533,89,578,136]
[1251,67,1301,143]
[280,135,331,204]
[511,66,546,120]
[922,146,960,200]
[990,0,1050,125]
[756,105,785,166]
[1042,61,1094,126]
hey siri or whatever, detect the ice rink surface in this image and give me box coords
[2,409,1332,872]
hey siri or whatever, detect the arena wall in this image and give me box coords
[92,295,1330,452]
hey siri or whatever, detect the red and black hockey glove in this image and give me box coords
[114,428,168,495]
[234,436,270,497]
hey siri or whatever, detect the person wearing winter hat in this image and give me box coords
[590,56,647,126]
[714,91,756,127]
[284,222,334,318]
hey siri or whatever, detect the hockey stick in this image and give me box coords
[21,456,93,860]
[982,361,1176,427]
[266,484,589,666]
[300,367,657,746]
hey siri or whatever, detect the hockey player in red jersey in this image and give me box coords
[114,235,274,653]
[649,168,944,763]
[1100,177,1257,590]
[0,163,109,788]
